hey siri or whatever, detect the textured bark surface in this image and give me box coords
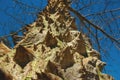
[0,0,114,80]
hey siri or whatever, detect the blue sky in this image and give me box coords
[0,0,120,79]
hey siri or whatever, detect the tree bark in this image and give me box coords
[0,0,114,80]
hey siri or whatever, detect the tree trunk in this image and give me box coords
[0,0,114,80]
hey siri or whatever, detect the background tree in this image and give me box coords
[0,0,120,79]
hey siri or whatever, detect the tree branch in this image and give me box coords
[85,8,120,17]
[68,7,120,44]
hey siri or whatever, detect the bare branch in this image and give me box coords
[68,6,120,44]
[12,0,41,10]
[85,8,120,17]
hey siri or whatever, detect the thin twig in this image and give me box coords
[85,8,120,17]
[68,6,120,44]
